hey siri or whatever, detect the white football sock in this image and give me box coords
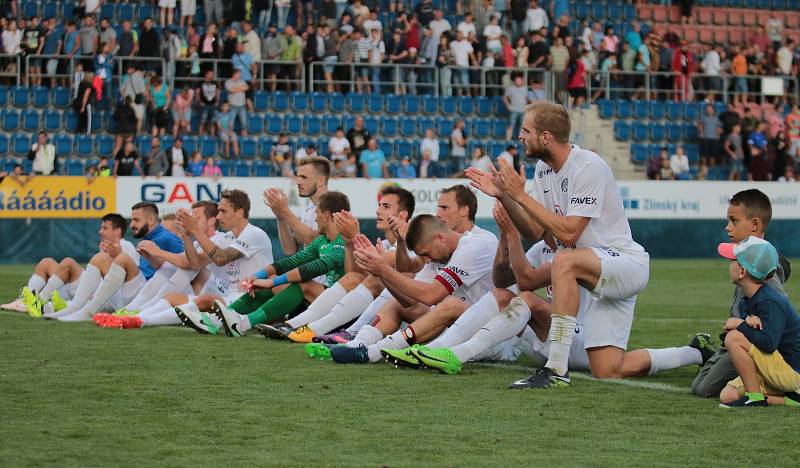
[544,314,577,376]
[367,329,409,362]
[27,274,47,294]
[141,309,182,327]
[346,324,384,348]
[287,282,348,328]
[427,292,500,349]
[75,263,127,318]
[451,297,531,362]
[308,284,375,335]
[138,299,171,319]
[124,268,172,311]
[344,292,390,335]
[177,301,200,316]
[38,275,65,301]
[647,347,703,375]
[49,264,100,317]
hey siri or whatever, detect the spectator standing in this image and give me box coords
[786,105,800,162]
[74,72,94,135]
[232,41,256,110]
[280,25,303,91]
[204,0,224,26]
[98,18,117,54]
[450,31,474,96]
[420,128,440,162]
[216,102,240,159]
[451,119,467,171]
[28,132,56,176]
[700,43,722,102]
[167,138,189,177]
[698,105,722,166]
[159,0,177,27]
[139,18,161,73]
[41,19,62,87]
[112,96,137,156]
[196,70,219,136]
[275,0,291,30]
[180,0,197,30]
[22,16,43,86]
[78,16,99,71]
[119,65,147,133]
[242,21,262,74]
[199,23,219,74]
[346,116,371,161]
[117,21,139,60]
[359,138,388,179]
[671,40,694,101]
[747,122,770,181]
[113,139,144,176]
[731,46,748,105]
[724,124,745,180]
[525,0,548,35]
[504,74,532,140]
[147,76,171,137]
[670,146,691,180]
[145,136,168,176]
[172,87,195,138]
[263,24,284,92]
[368,28,385,94]
[225,69,249,136]
[93,42,114,111]
[436,34,455,96]
[428,9,452,46]
[255,0,272,33]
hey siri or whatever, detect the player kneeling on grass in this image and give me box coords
[178,192,349,337]
[260,185,415,343]
[692,189,792,397]
[47,203,184,322]
[717,237,800,408]
[1,213,129,317]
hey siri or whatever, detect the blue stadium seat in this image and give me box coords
[32,86,50,108]
[436,117,454,137]
[53,87,71,108]
[330,93,346,113]
[492,96,508,115]
[305,115,322,135]
[323,115,341,135]
[22,109,40,132]
[66,158,84,176]
[182,136,198,155]
[607,3,622,21]
[266,114,283,134]
[575,2,589,19]
[343,115,355,131]
[291,92,309,112]
[272,91,289,112]
[623,3,637,21]
[97,135,114,156]
[76,135,93,157]
[12,134,30,155]
[364,116,379,135]
[667,122,683,141]
[368,94,385,113]
[666,101,683,120]
[475,97,493,116]
[22,1,38,18]
[491,119,507,139]
[43,109,61,131]
[630,143,648,165]
[649,122,666,142]
[259,137,274,158]
[136,135,151,155]
[395,140,413,158]
[438,139,450,159]
[385,94,402,114]
[488,141,506,159]
[683,123,699,141]
[310,92,328,112]
[685,143,700,163]
[683,102,701,121]
[400,118,417,137]
[286,115,302,134]
[614,121,631,141]
[240,137,257,159]
[91,111,102,133]
[440,96,457,115]
[2,109,20,131]
[200,136,217,157]
[100,2,115,20]
[457,96,474,115]
[212,159,229,176]
[597,99,615,119]
[253,90,269,111]
[42,2,58,19]
[118,2,135,21]
[404,95,421,114]
[632,121,649,142]
[248,114,264,133]
[379,140,393,159]
[422,95,438,114]
[474,119,491,139]
[633,101,649,120]
[11,87,29,108]
[104,111,117,133]
[55,134,73,156]
[616,100,633,119]
[713,101,726,116]
[591,4,605,20]
[0,137,7,155]
[0,85,8,107]
[253,160,271,177]
[650,101,667,120]
[347,94,366,113]
[381,117,398,137]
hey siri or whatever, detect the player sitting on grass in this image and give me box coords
[1,213,129,317]
[179,192,349,337]
[308,184,490,347]
[717,237,800,408]
[326,213,498,365]
[48,203,184,322]
[693,189,792,397]
[258,185,415,343]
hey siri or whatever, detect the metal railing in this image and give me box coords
[24,54,166,88]
[308,61,437,95]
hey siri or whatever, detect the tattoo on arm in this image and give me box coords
[209,247,245,266]
[493,262,516,289]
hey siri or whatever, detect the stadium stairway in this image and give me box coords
[570,106,643,180]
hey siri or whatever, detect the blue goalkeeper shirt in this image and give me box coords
[140,224,184,280]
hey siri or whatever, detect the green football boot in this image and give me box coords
[411,347,463,375]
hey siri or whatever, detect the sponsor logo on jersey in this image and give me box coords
[446,266,470,278]
[570,196,598,206]
[435,268,464,293]
[537,169,553,178]
[561,178,569,192]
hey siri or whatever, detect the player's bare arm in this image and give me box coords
[265,188,319,248]
[492,202,520,288]
[178,208,244,267]
[334,210,361,274]
[390,216,424,273]
[136,239,193,270]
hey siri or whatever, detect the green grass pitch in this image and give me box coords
[1,260,799,466]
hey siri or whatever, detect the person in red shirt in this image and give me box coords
[672,40,695,102]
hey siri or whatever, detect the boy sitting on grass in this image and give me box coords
[718,236,800,408]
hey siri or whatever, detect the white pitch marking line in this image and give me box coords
[475,363,691,394]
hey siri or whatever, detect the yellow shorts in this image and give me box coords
[727,345,800,396]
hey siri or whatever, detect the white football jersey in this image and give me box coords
[430,228,498,306]
[221,223,274,289]
[299,201,318,231]
[530,146,646,257]
[197,231,227,281]
[120,239,140,265]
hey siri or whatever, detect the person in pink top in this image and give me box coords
[172,87,195,138]
[202,157,222,178]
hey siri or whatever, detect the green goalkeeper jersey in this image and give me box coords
[272,234,346,287]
